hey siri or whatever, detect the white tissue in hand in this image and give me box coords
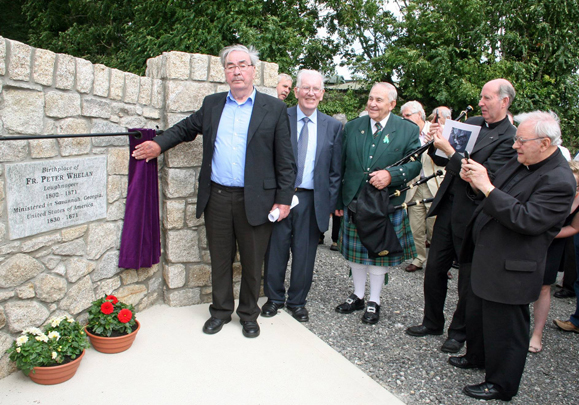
[268,195,300,222]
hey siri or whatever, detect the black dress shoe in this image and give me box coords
[405,324,443,337]
[449,355,484,369]
[202,316,231,335]
[554,288,576,298]
[261,300,284,317]
[335,293,365,314]
[441,338,464,353]
[240,320,260,338]
[287,306,309,322]
[361,301,380,324]
[463,382,511,401]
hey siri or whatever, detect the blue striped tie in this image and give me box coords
[295,117,310,187]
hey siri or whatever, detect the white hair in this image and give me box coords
[400,101,426,121]
[514,110,562,146]
[219,44,259,67]
[372,82,397,102]
[296,69,325,89]
[278,73,292,83]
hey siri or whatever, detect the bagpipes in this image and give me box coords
[389,170,444,198]
[391,197,434,211]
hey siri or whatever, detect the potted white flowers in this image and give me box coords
[7,315,90,384]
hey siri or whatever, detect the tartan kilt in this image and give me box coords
[338,208,416,266]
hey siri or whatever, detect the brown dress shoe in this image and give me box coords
[553,319,579,333]
[405,264,423,272]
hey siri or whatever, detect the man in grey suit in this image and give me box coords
[133,44,296,338]
[262,69,342,322]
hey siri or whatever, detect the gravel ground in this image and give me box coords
[286,239,579,405]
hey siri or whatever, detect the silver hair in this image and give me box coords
[400,101,426,121]
[296,69,325,89]
[372,82,397,102]
[514,110,562,146]
[219,44,260,68]
[497,80,516,107]
[437,106,452,119]
[278,73,292,83]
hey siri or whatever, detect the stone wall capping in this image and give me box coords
[208,56,225,83]
[7,40,32,82]
[165,51,191,80]
[55,53,75,90]
[0,36,6,76]
[33,48,56,87]
[75,57,94,94]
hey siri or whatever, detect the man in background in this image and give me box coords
[277,73,293,101]
[400,101,444,273]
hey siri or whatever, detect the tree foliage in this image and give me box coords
[323,0,579,148]
[3,0,578,147]
[12,0,335,76]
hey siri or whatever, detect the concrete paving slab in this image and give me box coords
[0,299,404,405]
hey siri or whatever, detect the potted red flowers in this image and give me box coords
[85,294,140,353]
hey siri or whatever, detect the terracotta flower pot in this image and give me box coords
[85,320,140,354]
[28,350,85,385]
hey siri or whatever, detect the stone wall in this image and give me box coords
[0,37,279,378]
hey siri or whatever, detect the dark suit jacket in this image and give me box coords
[288,106,342,232]
[338,114,422,209]
[154,91,296,226]
[428,116,517,239]
[460,150,575,305]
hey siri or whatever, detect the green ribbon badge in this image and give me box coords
[383,134,390,144]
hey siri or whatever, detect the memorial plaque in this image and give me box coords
[6,156,108,239]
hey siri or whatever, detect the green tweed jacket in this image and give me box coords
[338,114,422,209]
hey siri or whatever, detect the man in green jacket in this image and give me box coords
[335,82,421,324]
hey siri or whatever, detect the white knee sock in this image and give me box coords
[369,272,385,305]
[349,261,368,300]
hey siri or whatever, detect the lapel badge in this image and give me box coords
[383,134,390,144]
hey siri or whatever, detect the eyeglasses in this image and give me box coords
[513,136,545,144]
[298,86,323,95]
[225,63,253,72]
[402,112,417,118]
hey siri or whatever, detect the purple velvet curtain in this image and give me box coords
[118,129,161,269]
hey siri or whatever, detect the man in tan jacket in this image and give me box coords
[400,101,445,272]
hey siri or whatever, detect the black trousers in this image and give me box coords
[422,195,469,341]
[205,183,273,322]
[562,236,577,290]
[264,189,320,307]
[465,280,530,398]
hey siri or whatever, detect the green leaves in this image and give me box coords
[11,0,334,75]
[87,295,137,337]
[7,316,89,375]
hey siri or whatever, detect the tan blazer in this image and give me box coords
[405,122,445,202]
